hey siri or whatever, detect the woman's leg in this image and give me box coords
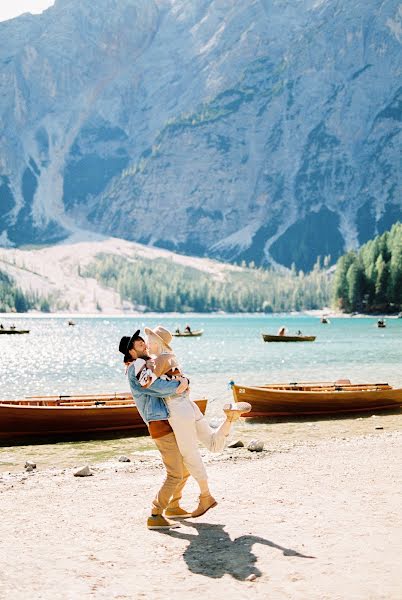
[193,402,230,453]
[167,396,209,484]
[192,400,252,453]
[168,397,217,516]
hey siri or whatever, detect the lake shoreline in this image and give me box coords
[0,308,400,318]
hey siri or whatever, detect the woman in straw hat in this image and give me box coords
[143,325,251,518]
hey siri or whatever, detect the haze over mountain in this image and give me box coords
[0,0,401,271]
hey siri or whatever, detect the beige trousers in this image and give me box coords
[167,394,229,483]
[152,432,190,515]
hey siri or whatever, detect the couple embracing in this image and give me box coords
[118,326,251,530]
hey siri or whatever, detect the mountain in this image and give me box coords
[0,0,401,271]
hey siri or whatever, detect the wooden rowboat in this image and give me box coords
[0,329,30,335]
[262,334,316,342]
[231,381,402,417]
[0,394,207,441]
[173,330,204,337]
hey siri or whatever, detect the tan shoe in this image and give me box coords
[147,514,180,530]
[165,506,192,519]
[191,494,218,518]
[223,401,252,421]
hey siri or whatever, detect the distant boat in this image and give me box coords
[231,381,402,417]
[377,319,386,328]
[320,317,329,324]
[0,393,207,441]
[0,329,30,335]
[68,320,76,326]
[173,329,204,337]
[262,334,316,342]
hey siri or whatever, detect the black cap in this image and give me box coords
[119,329,143,362]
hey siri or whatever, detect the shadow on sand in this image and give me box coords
[159,521,314,580]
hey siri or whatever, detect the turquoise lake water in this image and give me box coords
[1,315,401,417]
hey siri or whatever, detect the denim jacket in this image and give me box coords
[127,362,180,424]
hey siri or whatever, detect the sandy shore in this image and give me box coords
[1,431,401,600]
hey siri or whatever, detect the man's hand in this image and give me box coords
[176,376,189,394]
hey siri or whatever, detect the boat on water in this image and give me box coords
[231,381,402,417]
[0,329,30,335]
[0,394,208,441]
[377,319,386,328]
[262,334,316,342]
[320,317,329,324]
[173,329,204,337]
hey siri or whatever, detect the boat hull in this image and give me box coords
[262,334,316,342]
[0,330,30,335]
[0,398,207,441]
[172,330,203,337]
[232,384,402,417]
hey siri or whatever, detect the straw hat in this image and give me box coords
[144,325,173,351]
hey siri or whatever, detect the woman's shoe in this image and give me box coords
[223,401,252,421]
[191,494,218,518]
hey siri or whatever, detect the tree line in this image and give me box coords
[333,222,402,313]
[84,254,332,313]
[0,269,52,313]
[2,221,401,314]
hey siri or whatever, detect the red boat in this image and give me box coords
[0,393,207,441]
[231,381,402,417]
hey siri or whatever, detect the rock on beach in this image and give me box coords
[73,466,93,477]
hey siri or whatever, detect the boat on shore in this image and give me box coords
[262,334,316,342]
[0,329,30,335]
[173,329,204,337]
[231,381,402,417]
[0,394,207,442]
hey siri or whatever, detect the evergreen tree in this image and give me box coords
[333,222,402,313]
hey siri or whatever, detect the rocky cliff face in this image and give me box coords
[1,0,401,270]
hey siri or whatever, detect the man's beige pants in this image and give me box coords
[152,432,190,515]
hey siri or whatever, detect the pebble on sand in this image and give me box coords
[246,574,257,581]
[118,455,131,462]
[74,466,93,477]
[247,440,264,452]
[25,461,37,469]
[228,440,244,448]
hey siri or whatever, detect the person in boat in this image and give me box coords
[0,324,3,329]
[134,325,251,519]
[10,324,16,330]
[175,327,180,334]
[296,330,302,336]
[184,324,192,334]
[277,326,286,336]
